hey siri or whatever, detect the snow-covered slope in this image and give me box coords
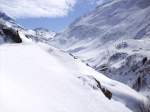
[50,0,150,94]
[0,11,23,30]
[0,11,28,44]
[0,11,55,44]
[34,28,56,39]
[0,3,150,111]
[25,28,56,43]
[0,12,13,22]
[51,0,150,48]
[0,41,149,112]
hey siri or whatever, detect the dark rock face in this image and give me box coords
[101,87,112,100]
[94,77,112,100]
[96,53,150,93]
[109,52,128,62]
[2,28,22,43]
[78,75,112,100]
[90,77,112,100]
[136,0,150,9]
[0,12,13,22]
[116,42,128,49]
[0,29,4,35]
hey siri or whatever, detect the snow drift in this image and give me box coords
[0,41,149,112]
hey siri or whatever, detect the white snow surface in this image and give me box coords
[0,42,148,112]
[18,31,33,43]
[25,28,56,43]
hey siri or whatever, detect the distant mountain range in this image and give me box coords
[50,0,150,96]
[0,0,150,111]
[0,11,56,44]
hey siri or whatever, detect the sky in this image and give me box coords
[0,0,102,32]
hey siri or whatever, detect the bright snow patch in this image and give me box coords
[18,31,32,43]
[0,14,149,110]
[0,43,136,112]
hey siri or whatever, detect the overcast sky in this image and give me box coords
[0,0,103,31]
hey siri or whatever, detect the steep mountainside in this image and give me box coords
[51,0,150,47]
[26,28,56,43]
[1,42,149,112]
[0,10,150,112]
[0,11,55,44]
[50,0,150,95]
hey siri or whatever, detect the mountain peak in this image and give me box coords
[0,11,14,22]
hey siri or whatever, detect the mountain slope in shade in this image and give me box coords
[0,11,15,24]
[0,11,31,44]
[49,0,150,94]
[51,0,150,48]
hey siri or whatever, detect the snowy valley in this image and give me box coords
[0,0,150,112]
[50,0,150,97]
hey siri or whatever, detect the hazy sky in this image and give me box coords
[0,0,102,32]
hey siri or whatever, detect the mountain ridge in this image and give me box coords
[0,2,150,111]
[49,0,150,96]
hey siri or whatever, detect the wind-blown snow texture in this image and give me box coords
[0,1,150,111]
[50,0,150,95]
[0,11,132,112]
[0,41,149,112]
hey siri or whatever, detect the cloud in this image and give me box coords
[0,0,76,18]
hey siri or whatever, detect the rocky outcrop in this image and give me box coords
[78,75,112,100]
[97,53,150,94]
[2,28,22,43]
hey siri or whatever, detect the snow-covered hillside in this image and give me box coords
[25,28,56,43]
[0,40,150,112]
[34,28,56,39]
[51,0,150,48]
[0,12,14,23]
[0,11,32,44]
[50,0,150,94]
[0,11,55,44]
[0,2,150,111]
